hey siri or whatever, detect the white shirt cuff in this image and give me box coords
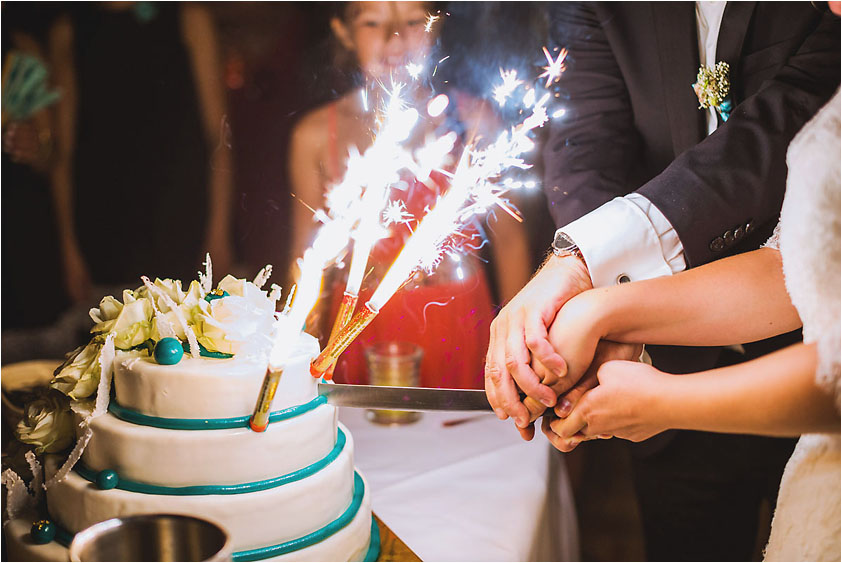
[560,196,687,288]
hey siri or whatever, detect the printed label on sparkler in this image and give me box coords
[312,305,379,377]
[250,369,283,431]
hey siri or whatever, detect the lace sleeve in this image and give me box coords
[763,220,782,250]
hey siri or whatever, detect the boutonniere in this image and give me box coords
[692,61,732,121]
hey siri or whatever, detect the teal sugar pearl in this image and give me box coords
[30,520,56,544]
[154,337,184,365]
[96,469,119,490]
[204,289,230,303]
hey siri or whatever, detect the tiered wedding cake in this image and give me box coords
[3,269,377,561]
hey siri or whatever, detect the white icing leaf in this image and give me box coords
[141,277,177,339]
[269,284,283,305]
[92,333,115,418]
[199,253,213,294]
[2,469,32,519]
[44,423,92,490]
[253,265,273,289]
[24,451,43,504]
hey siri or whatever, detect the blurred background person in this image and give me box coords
[2,3,71,362]
[48,2,234,306]
[288,1,532,389]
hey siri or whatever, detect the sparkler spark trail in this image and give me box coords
[424,13,440,33]
[321,81,455,369]
[382,200,414,227]
[406,62,424,80]
[308,42,571,380]
[427,93,449,117]
[493,69,523,107]
[312,91,553,377]
[539,46,568,88]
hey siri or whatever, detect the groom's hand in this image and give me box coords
[485,254,592,431]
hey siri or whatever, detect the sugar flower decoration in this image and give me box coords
[16,392,75,454]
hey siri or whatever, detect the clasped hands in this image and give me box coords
[485,255,666,452]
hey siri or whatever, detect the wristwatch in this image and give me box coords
[552,230,585,262]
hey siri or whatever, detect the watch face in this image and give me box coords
[553,231,576,252]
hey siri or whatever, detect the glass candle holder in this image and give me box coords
[364,341,423,425]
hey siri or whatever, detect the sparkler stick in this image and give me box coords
[323,291,358,379]
[322,85,417,358]
[322,85,456,374]
[250,212,354,431]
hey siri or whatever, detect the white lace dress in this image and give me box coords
[763,89,841,562]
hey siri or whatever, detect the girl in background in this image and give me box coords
[289,2,531,388]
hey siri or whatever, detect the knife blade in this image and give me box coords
[317,383,493,412]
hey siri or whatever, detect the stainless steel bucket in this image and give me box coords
[68,514,231,562]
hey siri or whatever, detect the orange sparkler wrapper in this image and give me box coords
[324,292,359,378]
[249,367,284,432]
[311,303,379,378]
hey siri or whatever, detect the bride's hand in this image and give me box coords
[535,289,606,391]
[542,360,670,452]
[518,291,634,440]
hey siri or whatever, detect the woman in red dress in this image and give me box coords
[288,1,530,389]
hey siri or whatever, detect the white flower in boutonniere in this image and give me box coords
[16,392,75,453]
[190,275,278,356]
[692,61,733,121]
[89,290,154,349]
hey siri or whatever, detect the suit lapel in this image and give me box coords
[653,3,705,157]
[716,1,756,106]
[716,2,756,74]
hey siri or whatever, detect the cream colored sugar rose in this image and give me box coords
[192,275,277,355]
[50,338,105,400]
[149,279,204,341]
[89,290,153,349]
[16,392,74,454]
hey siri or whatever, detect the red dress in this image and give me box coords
[324,104,494,390]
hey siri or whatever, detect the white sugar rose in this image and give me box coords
[89,290,153,349]
[192,276,277,355]
[16,393,75,453]
[50,338,104,400]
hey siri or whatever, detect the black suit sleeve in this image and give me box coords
[639,11,840,267]
[541,2,643,229]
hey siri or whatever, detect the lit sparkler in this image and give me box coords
[250,210,355,432]
[323,82,452,375]
[382,200,414,227]
[539,46,568,88]
[406,62,424,80]
[493,69,523,107]
[311,93,552,378]
[424,13,440,33]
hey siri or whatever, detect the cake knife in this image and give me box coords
[317,383,493,412]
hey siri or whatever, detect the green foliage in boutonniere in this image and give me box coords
[692,61,732,120]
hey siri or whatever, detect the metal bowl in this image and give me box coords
[68,514,230,562]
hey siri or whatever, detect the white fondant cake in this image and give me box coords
[4,332,377,562]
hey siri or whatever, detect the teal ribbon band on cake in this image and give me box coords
[75,428,345,496]
[108,395,327,430]
[232,472,368,562]
[364,516,381,562]
[51,472,376,562]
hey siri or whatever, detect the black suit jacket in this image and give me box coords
[543,2,840,377]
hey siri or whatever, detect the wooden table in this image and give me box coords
[375,514,421,562]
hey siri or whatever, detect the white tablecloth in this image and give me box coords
[339,408,579,561]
